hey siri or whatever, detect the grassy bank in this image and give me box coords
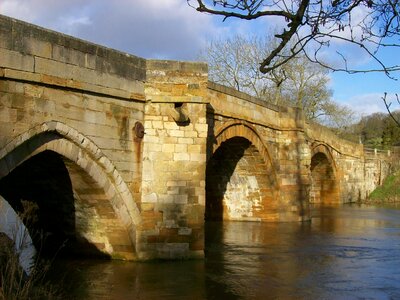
[366,170,400,204]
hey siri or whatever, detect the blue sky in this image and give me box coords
[1,0,398,117]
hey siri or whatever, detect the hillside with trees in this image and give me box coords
[339,111,400,149]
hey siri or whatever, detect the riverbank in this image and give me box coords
[365,170,400,204]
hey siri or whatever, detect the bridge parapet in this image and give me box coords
[305,122,364,156]
[207,81,305,130]
[0,15,146,101]
[0,14,147,186]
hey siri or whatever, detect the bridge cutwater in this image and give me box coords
[0,14,396,260]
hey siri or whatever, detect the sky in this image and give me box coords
[0,0,398,118]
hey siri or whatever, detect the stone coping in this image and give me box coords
[0,14,146,82]
[207,81,286,113]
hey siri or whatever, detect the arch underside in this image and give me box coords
[0,124,140,260]
[310,149,340,205]
[207,135,279,222]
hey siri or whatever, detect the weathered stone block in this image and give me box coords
[175,144,187,153]
[145,143,162,152]
[190,153,206,162]
[174,153,190,161]
[162,144,175,153]
[174,195,188,204]
[152,120,164,129]
[178,228,192,235]
[166,181,187,187]
[169,130,185,137]
[184,131,198,138]
[143,193,158,203]
[178,137,194,144]
[0,48,34,72]
[164,122,179,130]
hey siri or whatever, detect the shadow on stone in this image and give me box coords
[0,150,110,259]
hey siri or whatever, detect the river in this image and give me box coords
[49,204,400,299]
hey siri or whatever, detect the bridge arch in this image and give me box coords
[310,144,340,205]
[0,121,141,259]
[207,122,280,221]
[212,121,276,168]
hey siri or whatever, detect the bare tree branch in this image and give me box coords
[382,93,400,127]
[188,0,400,76]
[200,33,355,127]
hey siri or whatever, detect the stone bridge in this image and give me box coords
[0,15,394,260]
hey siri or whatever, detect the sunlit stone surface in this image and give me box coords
[0,14,396,260]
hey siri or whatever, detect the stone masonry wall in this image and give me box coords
[305,122,395,203]
[207,83,397,217]
[0,15,146,191]
[363,149,393,199]
[207,83,311,222]
[0,15,145,259]
[137,60,209,259]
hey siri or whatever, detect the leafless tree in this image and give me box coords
[382,93,400,127]
[188,0,400,77]
[200,34,355,127]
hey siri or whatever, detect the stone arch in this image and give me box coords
[310,144,340,204]
[0,121,141,259]
[311,144,338,173]
[213,121,276,171]
[207,121,280,221]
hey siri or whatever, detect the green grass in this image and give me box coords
[368,170,400,203]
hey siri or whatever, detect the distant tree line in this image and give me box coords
[339,111,400,149]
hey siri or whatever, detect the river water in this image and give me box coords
[49,205,400,299]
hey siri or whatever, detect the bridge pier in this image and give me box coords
[137,60,208,259]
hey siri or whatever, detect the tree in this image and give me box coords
[201,35,276,98]
[200,34,355,127]
[382,93,400,127]
[189,0,400,76]
[340,111,400,148]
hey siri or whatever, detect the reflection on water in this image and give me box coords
[49,205,400,299]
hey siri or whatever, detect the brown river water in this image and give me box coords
[48,205,400,299]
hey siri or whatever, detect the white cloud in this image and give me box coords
[0,0,94,25]
[323,5,373,44]
[336,93,387,117]
[0,0,225,60]
[286,4,381,72]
